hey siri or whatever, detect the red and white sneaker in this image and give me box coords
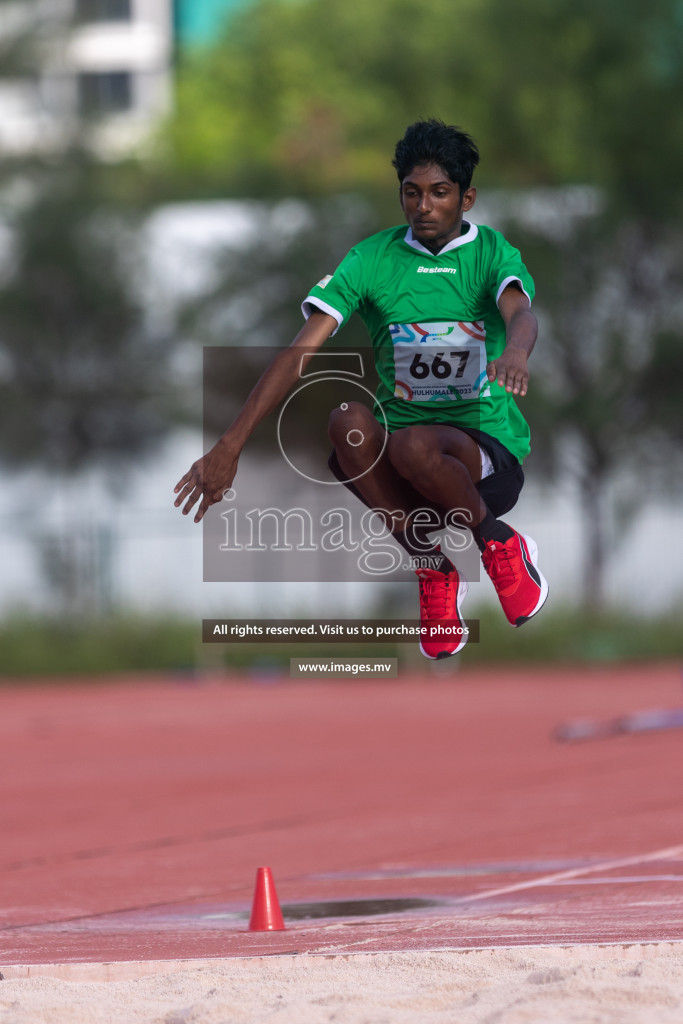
[481,531,548,627]
[416,566,469,659]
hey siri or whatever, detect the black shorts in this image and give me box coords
[327,426,524,521]
[458,426,525,519]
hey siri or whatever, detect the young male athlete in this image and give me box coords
[174,119,548,658]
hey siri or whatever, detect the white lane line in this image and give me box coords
[455,843,683,905]
[552,875,683,885]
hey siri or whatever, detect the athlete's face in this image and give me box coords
[399,163,476,254]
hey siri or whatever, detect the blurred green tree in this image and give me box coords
[162,0,482,202]
[464,0,683,216]
[0,153,171,614]
[162,0,683,212]
[475,0,683,606]
[0,157,168,473]
[520,217,683,608]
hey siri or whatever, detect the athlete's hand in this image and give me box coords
[486,346,529,396]
[174,438,240,523]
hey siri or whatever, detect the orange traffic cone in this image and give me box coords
[248,866,285,931]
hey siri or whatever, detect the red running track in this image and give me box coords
[1,662,683,967]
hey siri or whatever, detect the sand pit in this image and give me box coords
[3,944,683,1023]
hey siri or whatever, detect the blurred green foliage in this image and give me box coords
[0,154,170,474]
[0,615,200,678]
[517,214,683,605]
[163,0,683,217]
[462,603,683,666]
[0,606,680,678]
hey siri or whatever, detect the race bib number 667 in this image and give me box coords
[390,321,491,402]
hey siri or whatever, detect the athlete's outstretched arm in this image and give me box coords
[174,311,337,522]
[487,284,538,397]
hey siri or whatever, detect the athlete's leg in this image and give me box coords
[386,423,485,531]
[327,402,429,535]
[328,407,470,660]
[385,422,548,629]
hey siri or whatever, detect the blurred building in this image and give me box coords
[0,0,253,158]
[0,0,174,156]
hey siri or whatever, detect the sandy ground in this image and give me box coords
[3,945,683,1023]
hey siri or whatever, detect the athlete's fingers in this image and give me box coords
[488,359,528,395]
[174,479,198,508]
[173,479,193,501]
[180,486,202,516]
[174,464,205,500]
[174,471,192,494]
[194,491,218,523]
[498,369,528,394]
[512,374,529,396]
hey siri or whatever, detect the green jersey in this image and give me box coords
[303,222,535,463]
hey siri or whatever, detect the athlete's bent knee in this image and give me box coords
[328,402,375,448]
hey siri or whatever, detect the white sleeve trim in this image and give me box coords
[496,276,532,306]
[301,297,344,336]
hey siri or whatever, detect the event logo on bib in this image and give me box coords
[390,321,490,402]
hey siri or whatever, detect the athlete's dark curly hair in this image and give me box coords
[393,119,480,192]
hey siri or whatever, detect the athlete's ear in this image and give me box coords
[462,187,477,211]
